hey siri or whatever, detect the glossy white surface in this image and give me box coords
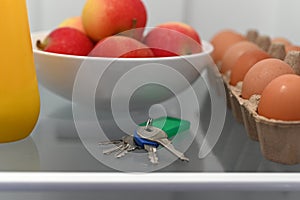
[32,31,213,110]
[1,173,300,191]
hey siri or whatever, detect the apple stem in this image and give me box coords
[130,18,137,38]
[36,40,46,50]
[132,18,137,29]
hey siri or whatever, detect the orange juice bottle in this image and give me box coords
[0,1,40,142]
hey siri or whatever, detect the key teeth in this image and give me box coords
[115,144,139,158]
[181,157,190,162]
[101,135,139,158]
[115,151,127,158]
[114,144,130,158]
[98,140,122,145]
[102,144,123,155]
[148,152,159,164]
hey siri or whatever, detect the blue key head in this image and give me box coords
[134,130,159,148]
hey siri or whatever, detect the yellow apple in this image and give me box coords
[82,0,147,42]
[59,16,86,34]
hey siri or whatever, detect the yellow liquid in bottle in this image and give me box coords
[0,1,40,142]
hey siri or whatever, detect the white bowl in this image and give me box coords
[31,31,213,110]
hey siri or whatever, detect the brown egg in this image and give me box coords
[220,41,259,74]
[241,58,295,99]
[230,49,270,86]
[210,29,246,64]
[258,74,300,121]
[286,45,300,53]
[272,37,292,46]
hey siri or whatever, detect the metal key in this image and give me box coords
[136,126,189,162]
[134,131,159,164]
[102,143,125,155]
[115,135,140,158]
[98,139,123,145]
[144,144,158,164]
[134,130,159,164]
[100,137,128,155]
[100,135,140,157]
[114,143,130,158]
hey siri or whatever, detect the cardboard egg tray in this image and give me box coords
[223,73,300,165]
[220,33,300,165]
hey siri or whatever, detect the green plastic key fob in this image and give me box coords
[139,116,190,138]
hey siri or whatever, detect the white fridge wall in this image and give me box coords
[26,0,187,32]
[27,0,300,43]
[185,0,279,41]
[27,0,86,31]
[185,0,300,43]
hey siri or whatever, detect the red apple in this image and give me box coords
[82,0,147,42]
[89,35,154,58]
[144,22,202,57]
[36,27,94,56]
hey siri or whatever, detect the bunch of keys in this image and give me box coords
[99,134,141,158]
[99,117,190,164]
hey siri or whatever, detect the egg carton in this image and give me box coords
[220,33,300,165]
